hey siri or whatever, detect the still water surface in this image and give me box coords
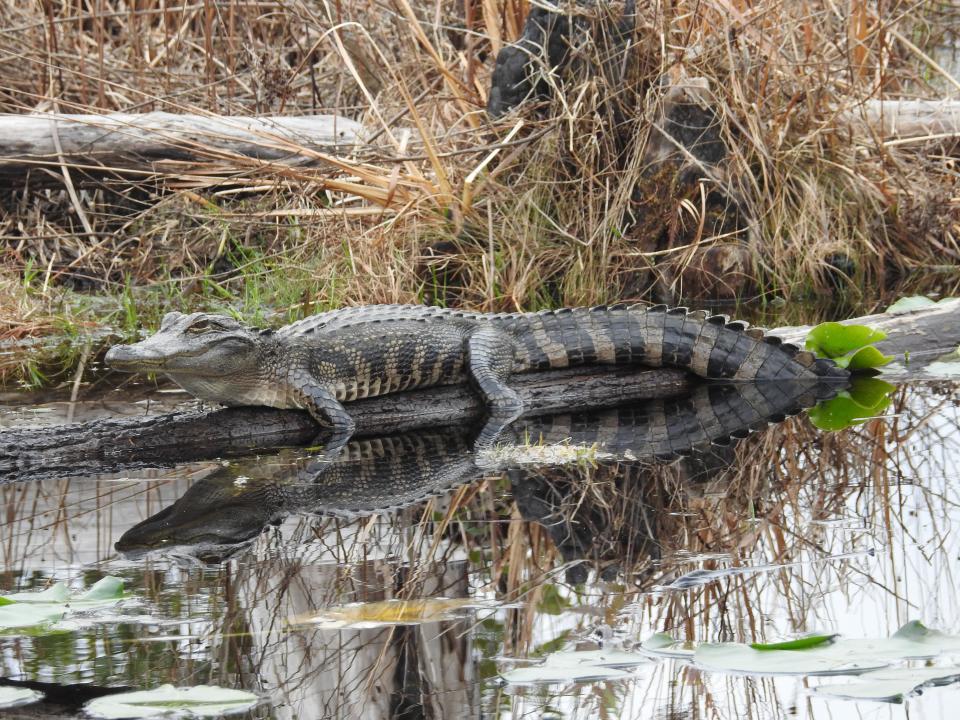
[1,376,959,719]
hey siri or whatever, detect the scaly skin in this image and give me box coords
[114,379,841,560]
[105,304,847,450]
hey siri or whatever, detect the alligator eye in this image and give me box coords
[185,319,218,334]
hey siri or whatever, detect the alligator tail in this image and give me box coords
[500,304,848,381]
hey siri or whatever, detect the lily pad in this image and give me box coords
[2,577,126,606]
[807,377,894,431]
[288,597,501,629]
[84,685,260,719]
[885,296,955,314]
[750,634,837,651]
[922,346,960,378]
[648,621,960,677]
[639,633,696,659]
[837,345,894,371]
[0,577,127,634]
[813,666,960,702]
[805,323,888,360]
[0,603,67,632]
[0,686,43,709]
[500,649,650,685]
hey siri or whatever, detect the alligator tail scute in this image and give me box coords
[502,304,846,382]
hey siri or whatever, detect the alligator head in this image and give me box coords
[115,463,285,562]
[105,312,273,405]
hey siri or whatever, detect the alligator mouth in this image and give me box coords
[104,346,168,371]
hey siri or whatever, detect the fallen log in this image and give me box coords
[0,112,364,175]
[0,365,691,483]
[2,300,957,483]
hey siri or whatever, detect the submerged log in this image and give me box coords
[0,112,364,175]
[1,300,957,483]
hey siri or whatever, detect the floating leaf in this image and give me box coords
[813,666,960,702]
[500,649,651,685]
[750,634,837,651]
[805,323,887,359]
[3,583,71,604]
[648,621,960,677]
[836,345,894,371]
[807,377,894,431]
[0,686,43,709]
[0,577,127,635]
[84,685,260,719]
[885,296,956,314]
[74,576,127,603]
[885,296,937,314]
[639,634,696,659]
[0,603,67,632]
[288,597,501,629]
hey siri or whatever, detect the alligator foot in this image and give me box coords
[472,406,524,452]
[304,428,352,472]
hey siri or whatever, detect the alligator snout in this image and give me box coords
[105,343,165,370]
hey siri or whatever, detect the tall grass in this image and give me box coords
[0,0,957,386]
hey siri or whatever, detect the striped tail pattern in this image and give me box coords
[495,304,847,382]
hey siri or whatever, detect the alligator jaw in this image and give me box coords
[104,344,168,372]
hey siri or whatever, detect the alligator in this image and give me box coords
[105,304,847,453]
[115,379,842,562]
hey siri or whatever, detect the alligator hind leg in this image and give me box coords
[467,327,523,448]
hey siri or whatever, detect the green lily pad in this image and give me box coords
[639,633,696,659]
[84,685,260,719]
[3,583,71,604]
[835,345,894,371]
[0,603,67,632]
[0,686,44,709]
[885,296,956,314]
[500,648,651,685]
[922,346,960,377]
[807,377,895,431]
[805,323,887,359]
[74,576,127,603]
[813,666,960,702]
[750,634,837,651]
[648,621,960,677]
[0,577,127,635]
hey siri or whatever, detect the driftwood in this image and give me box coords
[0,112,364,175]
[2,300,958,482]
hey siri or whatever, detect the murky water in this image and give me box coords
[2,377,960,718]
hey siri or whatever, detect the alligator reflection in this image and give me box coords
[116,379,840,564]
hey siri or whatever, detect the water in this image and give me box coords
[2,378,960,718]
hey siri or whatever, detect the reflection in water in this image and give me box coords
[116,380,838,564]
[5,380,960,718]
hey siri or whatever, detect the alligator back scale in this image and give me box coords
[105,303,847,449]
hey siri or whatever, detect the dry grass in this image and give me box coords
[0,0,958,386]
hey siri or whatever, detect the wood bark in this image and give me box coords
[0,112,363,175]
[2,300,957,483]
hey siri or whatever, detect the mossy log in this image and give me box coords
[1,300,957,483]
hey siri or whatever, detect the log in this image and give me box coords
[0,112,364,174]
[0,365,691,483]
[852,100,960,142]
[2,299,957,483]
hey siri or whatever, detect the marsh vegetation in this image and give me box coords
[1,1,960,718]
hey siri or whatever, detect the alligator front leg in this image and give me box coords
[466,327,524,449]
[288,373,356,460]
